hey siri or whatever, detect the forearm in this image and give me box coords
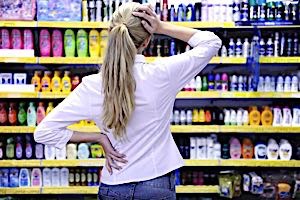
[157,22,197,43]
[70,131,102,144]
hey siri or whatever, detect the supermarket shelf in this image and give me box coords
[1,125,300,134]
[0,160,40,167]
[260,57,300,63]
[42,159,105,167]
[220,160,300,167]
[176,185,219,194]
[0,187,40,195]
[0,92,37,98]
[38,21,109,29]
[0,57,37,63]
[38,57,103,64]
[0,21,37,27]
[185,159,219,166]
[39,92,70,99]
[176,91,300,99]
[42,186,98,194]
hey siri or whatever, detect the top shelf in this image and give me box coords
[1,21,300,29]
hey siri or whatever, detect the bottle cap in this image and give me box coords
[215,74,221,81]
[221,73,228,81]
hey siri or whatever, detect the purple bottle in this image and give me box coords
[215,74,222,90]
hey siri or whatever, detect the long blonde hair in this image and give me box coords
[102,2,150,139]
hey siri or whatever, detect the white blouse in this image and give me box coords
[34,31,222,185]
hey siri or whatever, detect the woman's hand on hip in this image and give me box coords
[99,134,127,174]
[132,4,162,34]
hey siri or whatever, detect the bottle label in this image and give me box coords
[236,45,242,56]
[16,144,22,159]
[26,144,32,158]
[266,46,274,56]
[18,110,26,124]
[259,46,265,56]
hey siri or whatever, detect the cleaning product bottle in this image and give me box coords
[230,137,242,159]
[190,137,197,159]
[15,136,23,159]
[31,168,42,187]
[264,76,271,92]
[25,135,33,159]
[291,75,298,92]
[221,73,229,91]
[276,76,284,92]
[236,109,243,126]
[51,71,62,92]
[51,168,60,187]
[35,143,43,159]
[64,29,76,57]
[45,145,55,160]
[208,74,215,91]
[46,102,54,115]
[235,38,242,57]
[192,109,199,125]
[27,102,36,127]
[62,71,72,93]
[39,29,51,57]
[67,144,77,159]
[242,38,250,57]
[77,29,89,57]
[230,75,238,91]
[42,168,52,187]
[0,29,10,49]
[11,29,23,49]
[199,109,205,124]
[242,110,249,125]
[41,71,51,92]
[6,137,15,159]
[292,108,300,127]
[249,106,261,126]
[186,110,193,125]
[205,110,212,125]
[228,38,235,57]
[215,74,222,90]
[242,138,254,159]
[224,109,231,125]
[261,106,273,126]
[279,139,292,160]
[195,76,202,91]
[0,140,3,159]
[230,109,237,125]
[255,142,267,159]
[273,107,283,126]
[202,76,208,91]
[100,30,108,57]
[0,102,7,126]
[8,103,17,126]
[180,110,186,125]
[19,168,30,187]
[267,138,279,160]
[36,102,46,125]
[24,29,34,49]
[56,146,66,160]
[31,71,41,92]
[282,107,292,126]
[9,168,19,187]
[18,102,27,126]
[52,29,63,57]
[284,76,291,92]
[89,30,100,57]
[60,168,69,186]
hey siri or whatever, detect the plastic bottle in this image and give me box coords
[19,168,30,187]
[35,143,43,159]
[9,168,19,187]
[0,29,10,49]
[293,33,299,56]
[276,76,284,92]
[284,76,291,92]
[199,109,206,124]
[39,29,51,57]
[264,76,271,92]
[261,106,273,126]
[11,29,23,49]
[221,45,227,57]
[36,102,46,125]
[274,32,280,57]
[229,137,241,159]
[192,109,199,125]
[242,38,250,57]
[43,168,52,187]
[64,29,76,57]
[51,71,62,92]
[242,110,249,125]
[266,38,274,56]
[287,35,292,56]
[228,38,235,57]
[173,110,180,125]
[52,29,63,57]
[27,102,36,127]
[18,102,27,126]
[180,110,186,125]
[15,136,23,159]
[51,168,60,187]
[238,75,244,91]
[61,71,72,93]
[190,137,197,159]
[273,107,283,126]
[25,135,33,159]
[221,73,229,91]
[31,71,41,92]
[242,138,254,159]
[186,110,193,125]
[100,30,108,57]
[230,109,237,125]
[77,29,88,57]
[215,74,222,90]
[202,76,208,91]
[208,74,215,91]
[224,109,231,125]
[257,76,265,92]
[78,143,90,159]
[60,168,69,186]
[0,102,7,126]
[6,137,14,159]
[249,106,261,126]
[282,107,292,126]
[236,109,243,126]
[8,103,17,126]
[89,30,100,57]
[291,75,298,92]
[41,71,51,92]
[195,76,202,91]
[56,146,66,160]
[235,38,242,57]
[259,38,266,56]
[255,142,267,159]
[233,0,241,21]
[271,76,276,92]
[23,29,34,49]
[0,140,3,159]
[45,145,55,160]
[31,168,42,187]
[46,102,54,115]
[230,75,238,91]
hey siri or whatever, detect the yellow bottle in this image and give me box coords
[100,30,108,57]
[41,71,51,92]
[51,71,62,92]
[89,30,100,57]
[199,109,205,123]
[192,109,199,125]
[31,71,41,92]
[46,102,54,115]
[62,71,72,93]
[249,106,261,126]
[261,106,273,126]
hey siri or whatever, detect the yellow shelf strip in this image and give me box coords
[0,21,37,27]
[42,159,105,167]
[42,186,98,194]
[0,92,38,98]
[38,57,103,64]
[260,57,300,63]
[0,160,40,167]
[176,185,219,194]
[37,21,109,29]
[185,159,219,166]
[0,187,40,195]
[0,57,37,63]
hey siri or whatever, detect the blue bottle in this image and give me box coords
[170,5,176,22]
[228,38,235,57]
[170,39,176,56]
[175,169,181,185]
[177,4,186,21]
[215,74,222,91]
[1,169,9,187]
[208,74,215,91]
[241,0,249,21]
[186,4,195,21]
[9,168,19,187]
[235,38,243,57]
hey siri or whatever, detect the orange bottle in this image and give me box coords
[249,106,261,126]
[31,71,41,92]
[261,106,273,126]
[242,138,254,159]
[8,103,17,126]
[205,110,211,124]
[41,71,51,92]
[0,102,7,126]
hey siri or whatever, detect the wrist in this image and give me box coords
[156,21,167,35]
[97,133,105,144]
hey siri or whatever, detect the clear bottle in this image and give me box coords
[27,102,37,127]
[266,38,274,57]
[274,32,280,57]
[242,38,250,58]
[235,38,242,57]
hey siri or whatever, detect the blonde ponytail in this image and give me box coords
[102,3,150,139]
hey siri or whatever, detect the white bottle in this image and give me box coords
[276,76,284,92]
[242,110,249,125]
[60,168,69,187]
[55,146,66,160]
[224,109,231,125]
[238,75,244,91]
[221,45,228,57]
[292,108,300,127]
[77,143,90,159]
[226,0,234,22]
[206,137,214,159]
[213,143,221,159]
[42,168,52,187]
[51,168,60,187]
[257,76,264,92]
[274,32,280,57]
[190,137,197,159]
[173,110,180,125]
[186,110,193,125]
[44,145,55,160]
[255,143,267,160]
[284,76,291,92]
[201,0,209,21]
[235,38,242,57]
[267,139,279,160]
[96,0,102,22]
[66,144,77,160]
[273,107,283,126]
[282,107,292,126]
[236,109,243,126]
[190,78,196,91]
[195,76,202,91]
[228,38,235,57]
[180,110,186,125]
[279,140,292,160]
[242,38,250,58]
[264,76,271,92]
[291,76,298,92]
[197,137,207,159]
[271,76,276,92]
[230,109,237,125]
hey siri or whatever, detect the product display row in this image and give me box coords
[0,167,101,188]
[176,135,299,160]
[184,74,300,92]
[171,106,300,127]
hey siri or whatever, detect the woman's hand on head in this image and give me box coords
[132,4,162,35]
[98,134,127,175]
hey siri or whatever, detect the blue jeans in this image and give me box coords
[98,172,176,200]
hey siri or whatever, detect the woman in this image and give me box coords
[34,2,221,200]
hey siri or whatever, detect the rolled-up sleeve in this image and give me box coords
[160,31,222,94]
[34,77,92,149]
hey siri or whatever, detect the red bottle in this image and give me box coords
[8,103,17,126]
[0,102,8,125]
[71,76,80,91]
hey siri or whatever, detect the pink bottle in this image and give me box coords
[39,29,51,57]
[52,29,63,57]
[36,102,46,125]
[24,29,34,50]
[229,137,242,159]
[0,29,11,49]
[11,29,23,49]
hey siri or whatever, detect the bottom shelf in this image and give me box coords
[0,185,219,195]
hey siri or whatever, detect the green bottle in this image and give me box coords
[64,29,76,57]
[77,29,88,57]
[6,137,14,159]
[202,76,208,91]
[18,102,27,126]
